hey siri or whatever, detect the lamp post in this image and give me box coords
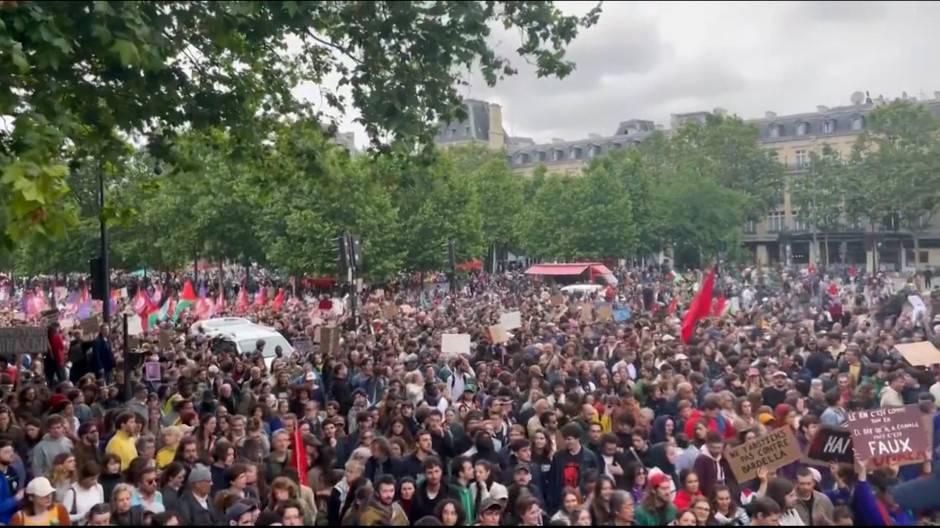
[99,170,110,323]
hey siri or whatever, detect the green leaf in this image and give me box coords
[110,39,140,67]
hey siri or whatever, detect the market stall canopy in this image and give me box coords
[524,262,617,284]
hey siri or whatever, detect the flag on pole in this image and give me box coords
[172,281,198,322]
[681,267,716,342]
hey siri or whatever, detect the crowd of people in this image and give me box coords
[0,263,937,526]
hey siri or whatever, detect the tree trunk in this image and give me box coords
[811,230,818,266]
[823,233,831,266]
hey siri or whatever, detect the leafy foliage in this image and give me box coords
[0,0,601,247]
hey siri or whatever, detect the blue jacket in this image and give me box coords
[0,459,25,524]
[92,336,115,373]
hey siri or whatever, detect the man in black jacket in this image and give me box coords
[409,456,458,523]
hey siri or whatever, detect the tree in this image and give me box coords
[520,174,581,260]
[789,145,848,265]
[461,146,526,253]
[668,113,787,222]
[849,101,940,264]
[589,148,662,256]
[0,1,601,247]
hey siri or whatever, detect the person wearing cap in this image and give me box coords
[225,501,258,526]
[634,472,677,526]
[177,464,220,525]
[477,497,503,526]
[9,476,69,525]
[762,371,790,409]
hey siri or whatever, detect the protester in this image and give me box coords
[0,263,936,526]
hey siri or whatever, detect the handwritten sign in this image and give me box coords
[320,326,341,357]
[726,427,802,482]
[441,333,471,355]
[847,405,927,461]
[499,311,522,330]
[0,327,47,355]
[804,425,854,466]
[80,316,100,340]
[488,325,508,344]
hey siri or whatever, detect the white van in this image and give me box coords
[210,324,293,371]
[189,317,254,336]
[560,284,604,296]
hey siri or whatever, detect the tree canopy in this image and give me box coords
[0,0,601,247]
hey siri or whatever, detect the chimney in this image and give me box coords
[588,133,601,140]
[486,103,504,150]
[765,111,777,119]
[551,138,565,144]
[816,105,828,113]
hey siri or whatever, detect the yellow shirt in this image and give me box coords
[156,445,178,469]
[106,430,138,471]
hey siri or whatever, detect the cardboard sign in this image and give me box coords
[399,304,414,315]
[499,311,522,330]
[726,427,802,482]
[551,294,565,306]
[126,315,143,337]
[488,325,508,344]
[441,333,471,355]
[158,330,173,348]
[293,336,314,355]
[847,405,927,461]
[382,304,398,319]
[0,327,47,355]
[580,304,593,323]
[804,425,854,466]
[80,316,100,340]
[896,341,940,367]
[320,326,341,357]
[597,305,613,322]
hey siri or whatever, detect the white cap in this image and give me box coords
[26,477,55,497]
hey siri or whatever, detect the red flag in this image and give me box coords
[254,289,267,307]
[681,268,715,342]
[712,295,727,317]
[667,297,678,316]
[291,427,308,486]
[236,287,249,314]
[272,288,285,312]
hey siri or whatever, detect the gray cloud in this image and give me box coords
[794,1,887,23]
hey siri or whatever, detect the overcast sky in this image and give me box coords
[300,1,940,145]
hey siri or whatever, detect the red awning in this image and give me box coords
[457,259,483,271]
[590,264,614,276]
[524,263,590,276]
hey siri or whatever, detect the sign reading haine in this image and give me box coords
[847,405,928,461]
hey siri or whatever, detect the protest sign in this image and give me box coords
[0,327,47,356]
[597,305,613,322]
[293,336,314,355]
[499,311,522,330]
[80,316,100,340]
[726,427,802,482]
[804,425,853,466]
[488,325,508,344]
[320,326,341,357]
[580,304,593,323]
[896,341,940,367]
[847,405,927,461]
[145,361,161,382]
[442,333,471,355]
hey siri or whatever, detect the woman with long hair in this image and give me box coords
[157,462,185,513]
[49,453,76,504]
[193,413,218,460]
[588,475,615,525]
[764,477,804,526]
[709,483,749,526]
[549,487,580,525]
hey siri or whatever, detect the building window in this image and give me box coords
[587,145,601,158]
[551,149,564,161]
[822,120,834,133]
[795,150,808,169]
[768,124,782,139]
[536,151,547,162]
[610,142,622,150]
[447,128,456,138]
[792,212,810,231]
[852,116,865,130]
[515,153,530,165]
[743,220,757,234]
[464,126,471,137]
[796,122,808,136]
[569,147,582,160]
[767,211,787,232]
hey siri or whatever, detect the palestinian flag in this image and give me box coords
[172,280,198,322]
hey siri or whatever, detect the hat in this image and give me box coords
[772,370,788,378]
[188,464,212,484]
[514,463,530,474]
[758,412,775,425]
[25,477,55,497]
[304,372,316,382]
[489,484,509,501]
[649,473,671,489]
[463,384,477,393]
[226,503,257,522]
[662,335,675,342]
[480,497,503,513]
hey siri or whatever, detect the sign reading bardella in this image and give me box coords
[726,427,802,482]
[847,405,928,461]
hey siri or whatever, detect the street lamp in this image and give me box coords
[98,170,110,323]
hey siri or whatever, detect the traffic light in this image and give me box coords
[349,234,363,270]
[89,257,106,301]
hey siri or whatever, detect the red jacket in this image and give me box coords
[683,409,736,441]
[48,333,66,366]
